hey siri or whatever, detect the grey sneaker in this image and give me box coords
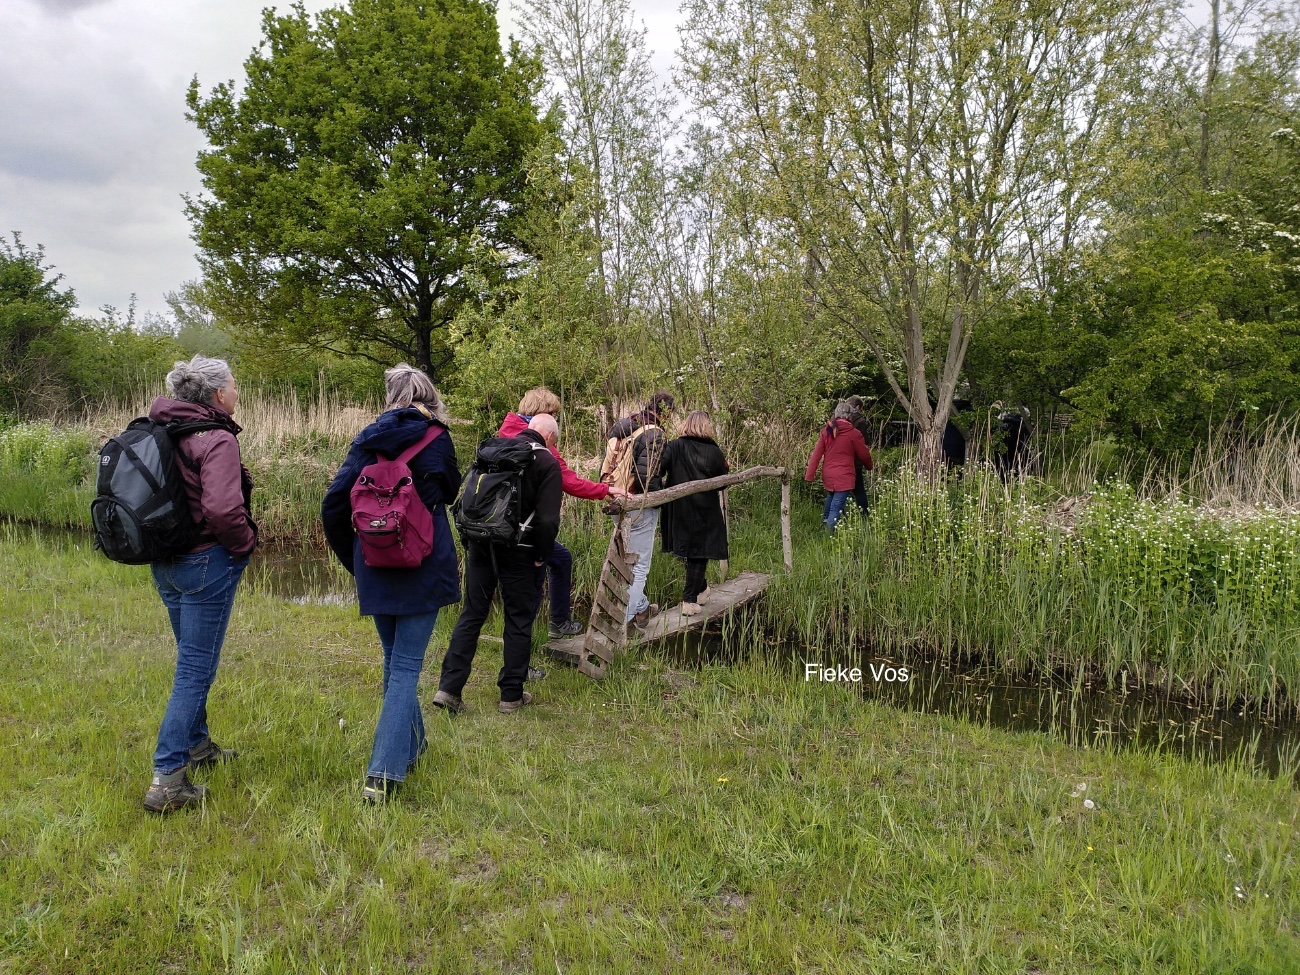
[499,691,534,714]
[432,689,465,714]
[143,770,208,814]
[362,776,400,805]
[188,737,237,770]
[548,619,584,638]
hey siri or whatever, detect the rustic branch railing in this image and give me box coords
[603,464,791,572]
[603,464,785,511]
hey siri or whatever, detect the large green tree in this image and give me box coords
[681,0,1169,470]
[186,0,551,378]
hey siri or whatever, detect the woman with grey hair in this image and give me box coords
[143,354,258,813]
[804,400,873,532]
[322,363,460,804]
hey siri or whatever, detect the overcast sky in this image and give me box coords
[0,0,682,321]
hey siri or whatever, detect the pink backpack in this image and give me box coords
[350,425,444,569]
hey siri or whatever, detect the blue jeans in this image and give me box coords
[535,541,574,625]
[151,545,248,775]
[369,611,439,782]
[823,490,852,532]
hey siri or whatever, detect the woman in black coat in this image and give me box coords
[659,410,729,614]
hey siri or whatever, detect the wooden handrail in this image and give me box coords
[603,465,787,511]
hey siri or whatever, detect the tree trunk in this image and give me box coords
[1199,0,1221,189]
[414,321,433,378]
[916,422,945,478]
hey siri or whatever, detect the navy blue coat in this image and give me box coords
[321,408,462,616]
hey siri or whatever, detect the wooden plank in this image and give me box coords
[630,571,770,643]
[592,589,628,625]
[583,628,616,661]
[598,574,627,608]
[577,654,607,679]
[586,610,624,647]
[544,571,772,672]
[605,551,633,585]
[544,643,581,667]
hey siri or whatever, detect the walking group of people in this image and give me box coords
[138,356,732,812]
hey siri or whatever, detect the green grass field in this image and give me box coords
[1,526,1297,974]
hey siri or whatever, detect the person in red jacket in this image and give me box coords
[498,388,626,637]
[805,401,873,532]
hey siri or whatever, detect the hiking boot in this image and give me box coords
[680,601,702,616]
[528,666,547,681]
[631,604,660,630]
[362,775,400,805]
[548,619,584,638]
[143,769,207,814]
[499,691,534,714]
[188,737,237,770]
[432,690,465,715]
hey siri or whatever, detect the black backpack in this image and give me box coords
[90,418,221,564]
[452,436,547,547]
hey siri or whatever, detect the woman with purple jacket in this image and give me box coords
[143,355,258,814]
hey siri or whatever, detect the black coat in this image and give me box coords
[659,436,729,560]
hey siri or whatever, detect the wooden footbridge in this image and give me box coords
[545,465,792,678]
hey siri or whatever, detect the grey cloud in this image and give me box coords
[30,0,118,13]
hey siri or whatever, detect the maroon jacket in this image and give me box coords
[805,418,873,491]
[148,397,258,557]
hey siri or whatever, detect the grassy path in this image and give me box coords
[1,528,1297,974]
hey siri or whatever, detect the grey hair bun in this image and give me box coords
[166,355,232,405]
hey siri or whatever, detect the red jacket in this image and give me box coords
[498,412,610,501]
[805,418,873,491]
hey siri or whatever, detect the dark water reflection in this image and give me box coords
[243,541,354,605]
[664,617,1300,783]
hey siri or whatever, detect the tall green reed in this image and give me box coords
[764,468,1300,713]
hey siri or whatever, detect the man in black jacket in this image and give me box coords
[434,415,563,713]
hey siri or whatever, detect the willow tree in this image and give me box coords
[681,0,1169,469]
[186,0,550,378]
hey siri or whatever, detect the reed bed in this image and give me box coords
[765,469,1300,714]
[3,396,1300,711]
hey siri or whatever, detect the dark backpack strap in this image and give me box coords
[392,425,444,465]
[165,419,228,474]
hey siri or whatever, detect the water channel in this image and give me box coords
[33,526,1300,784]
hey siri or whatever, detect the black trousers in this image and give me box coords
[439,542,542,703]
[683,557,709,603]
